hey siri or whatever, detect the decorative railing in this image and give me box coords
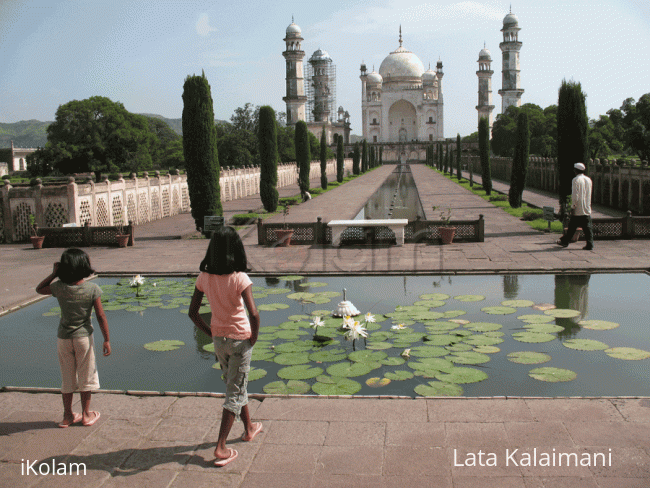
[35,222,135,248]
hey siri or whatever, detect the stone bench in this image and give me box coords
[328,219,409,247]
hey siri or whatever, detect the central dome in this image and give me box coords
[378,46,425,82]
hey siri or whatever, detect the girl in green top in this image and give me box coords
[36,248,111,428]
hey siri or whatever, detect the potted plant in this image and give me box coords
[29,214,45,249]
[115,219,130,248]
[274,205,294,247]
[434,206,456,244]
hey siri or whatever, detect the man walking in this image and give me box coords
[557,162,594,250]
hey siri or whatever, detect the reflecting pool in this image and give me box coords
[2,273,649,397]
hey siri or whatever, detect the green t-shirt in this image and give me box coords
[50,280,102,339]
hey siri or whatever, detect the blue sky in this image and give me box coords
[1,0,649,138]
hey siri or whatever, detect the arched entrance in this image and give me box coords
[388,100,416,142]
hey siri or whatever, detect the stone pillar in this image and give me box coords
[2,181,13,242]
[67,177,79,225]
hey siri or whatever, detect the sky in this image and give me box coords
[1,0,649,138]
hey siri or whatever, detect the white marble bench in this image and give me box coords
[328,219,409,247]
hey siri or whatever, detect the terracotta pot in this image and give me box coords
[30,235,45,249]
[116,234,130,248]
[274,229,294,247]
[439,226,456,245]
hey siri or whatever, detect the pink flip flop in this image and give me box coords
[214,448,238,467]
[242,422,263,442]
[82,411,100,426]
[58,412,83,428]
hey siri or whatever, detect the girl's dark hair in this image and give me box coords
[57,248,95,284]
[199,226,248,275]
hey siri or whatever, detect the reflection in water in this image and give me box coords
[554,274,590,338]
[265,277,280,287]
[503,275,519,299]
[194,312,213,356]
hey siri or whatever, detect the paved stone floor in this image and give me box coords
[1,166,649,487]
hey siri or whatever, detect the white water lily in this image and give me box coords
[130,275,145,287]
[345,321,368,341]
[401,348,411,359]
[391,323,407,330]
[341,315,354,329]
[364,312,376,323]
[310,316,325,330]
[152,282,157,287]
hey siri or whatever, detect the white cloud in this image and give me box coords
[196,13,217,37]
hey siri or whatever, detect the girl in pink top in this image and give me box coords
[189,226,262,467]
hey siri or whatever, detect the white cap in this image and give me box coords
[574,162,586,171]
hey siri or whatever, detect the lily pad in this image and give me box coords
[562,339,610,351]
[501,299,535,307]
[211,362,221,369]
[462,334,504,347]
[544,308,581,318]
[366,377,391,387]
[266,287,292,295]
[382,357,406,366]
[274,341,313,353]
[481,306,517,315]
[368,331,392,342]
[454,295,485,302]
[311,310,332,317]
[507,351,552,364]
[446,351,491,365]
[276,330,309,340]
[419,293,450,300]
[287,292,316,301]
[414,381,463,397]
[425,321,459,332]
[408,357,455,373]
[288,314,310,321]
[273,352,311,365]
[312,377,362,395]
[604,347,650,360]
[277,364,324,380]
[299,282,328,288]
[464,322,502,332]
[523,324,565,333]
[435,366,489,384]
[348,350,388,363]
[144,340,185,351]
[248,367,267,382]
[366,342,393,350]
[413,300,446,308]
[579,320,620,330]
[263,380,310,394]
[443,310,467,318]
[529,367,577,382]
[384,370,414,381]
[512,332,557,343]
[258,303,290,311]
[473,345,501,354]
[125,305,147,312]
[278,275,304,281]
[411,311,447,321]
[446,343,474,352]
[410,346,448,358]
[326,362,377,377]
[202,343,215,353]
[424,335,462,346]
[310,348,349,363]
[253,292,269,299]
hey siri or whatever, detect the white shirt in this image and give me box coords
[571,173,592,216]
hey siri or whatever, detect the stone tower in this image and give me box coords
[498,9,524,113]
[476,45,495,130]
[307,49,334,123]
[282,18,307,126]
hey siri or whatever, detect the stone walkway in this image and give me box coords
[1,165,650,487]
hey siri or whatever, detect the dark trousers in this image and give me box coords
[560,215,594,248]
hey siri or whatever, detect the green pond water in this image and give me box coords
[2,273,649,397]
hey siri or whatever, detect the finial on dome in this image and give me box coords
[509,4,512,13]
[399,25,403,47]
[292,14,294,23]
[484,41,486,49]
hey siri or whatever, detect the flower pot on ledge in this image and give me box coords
[116,234,130,248]
[274,229,294,247]
[439,226,456,245]
[30,235,45,249]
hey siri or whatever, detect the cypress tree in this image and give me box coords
[379,146,383,165]
[295,120,311,193]
[438,142,443,171]
[352,141,360,175]
[336,136,344,182]
[456,133,462,180]
[320,129,328,190]
[369,144,375,169]
[258,105,279,213]
[444,144,450,173]
[478,116,492,195]
[361,139,368,172]
[557,79,589,217]
[509,111,530,208]
[182,72,222,231]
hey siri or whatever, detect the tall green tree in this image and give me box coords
[557,79,589,215]
[336,136,344,182]
[369,145,375,169]
[479,117,492,195]
[456,133,462,180]
[182,72,222,231]
[320,130,328,190]
[258,105,279,213]
[438,142,443,171]
[352,142,360,175]
[362,140,368,172]
[379,146,383,165]
[509,111,530,208]
[295,121,311,193]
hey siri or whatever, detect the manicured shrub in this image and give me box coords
[295,121,311,193]
[258,105,279,213]
[479,116,492,195]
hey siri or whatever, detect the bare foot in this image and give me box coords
[241,422,263,442]
[82,411,101,426]
[58,412,82,428]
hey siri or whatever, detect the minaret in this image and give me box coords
[282,17,307,126]
[436,59,444,140]
[498,9,524,113]
[476,44,495,130]
[309,49,333,122]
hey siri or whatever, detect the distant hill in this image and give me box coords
[0,114,233,148]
